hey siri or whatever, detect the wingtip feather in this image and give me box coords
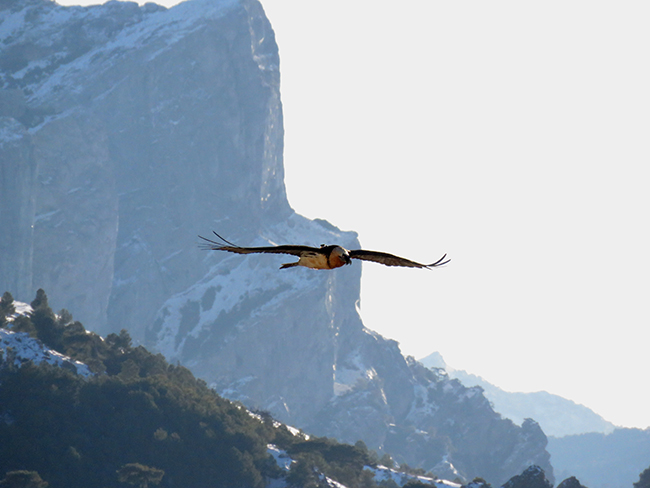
[427,254,450,268]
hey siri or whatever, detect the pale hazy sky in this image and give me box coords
[263,1,650,431]
[54,0,650,430]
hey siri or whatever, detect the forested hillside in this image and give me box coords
[0,290,389,488]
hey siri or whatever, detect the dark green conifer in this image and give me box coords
[28,289,61,350]
[635,467,650,488]
[0,292,15,327]
[29,289,48,311]
[106,329,132,351]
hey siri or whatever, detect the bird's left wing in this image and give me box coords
[199,233,317,256]
[348,249,450,269]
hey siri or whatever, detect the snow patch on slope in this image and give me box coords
[0,328,92,377]
[0,118,26,147]
[1,301,92,376]
[365,464,461,487]
[333,347,377,396]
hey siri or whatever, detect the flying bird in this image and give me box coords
[199,232,450,271]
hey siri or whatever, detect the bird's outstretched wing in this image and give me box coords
[199,232,318,256]
[348,249,450,269]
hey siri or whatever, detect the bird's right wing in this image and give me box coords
[349,249,450,269]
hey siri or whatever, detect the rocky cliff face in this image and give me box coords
[0,0,287,337]
[0,0,553,484]
[420,352,616,438]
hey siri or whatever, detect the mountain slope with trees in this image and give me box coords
[1,291,276,488]
[0,290,389,488]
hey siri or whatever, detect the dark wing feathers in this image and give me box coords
[349,249,450,269]
[198,233,318,257]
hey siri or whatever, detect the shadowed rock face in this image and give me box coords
[0,0,553,484]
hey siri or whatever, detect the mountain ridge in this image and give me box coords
[419,352,616,438]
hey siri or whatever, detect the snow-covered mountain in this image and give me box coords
[419,352,616,438]
[0,0,553,484]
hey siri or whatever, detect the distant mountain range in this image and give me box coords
[419,353,650,488]
[418,352,616,438]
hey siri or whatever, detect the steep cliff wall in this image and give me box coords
[0,113,36,300]
[0,0,288,337]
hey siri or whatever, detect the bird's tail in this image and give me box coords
[280,262,299,269]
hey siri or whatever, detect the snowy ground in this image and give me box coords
[1,302,92,377]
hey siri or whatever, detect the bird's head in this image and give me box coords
[332,246,352,266]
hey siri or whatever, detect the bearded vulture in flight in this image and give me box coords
[199,232,450,271]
